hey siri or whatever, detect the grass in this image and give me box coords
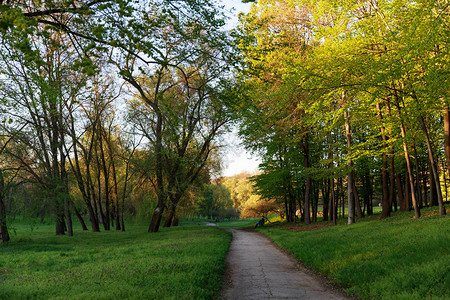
[179,217,259,228]
[257,207,450,300]
[0,221,231,299]
[216,218,258,228]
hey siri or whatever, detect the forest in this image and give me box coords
[0,0,448,243]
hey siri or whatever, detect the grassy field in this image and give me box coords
[257,207,450,299]
[0,221,231,299]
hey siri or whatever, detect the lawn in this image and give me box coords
[0,221,231,299]
[257,207,450,299]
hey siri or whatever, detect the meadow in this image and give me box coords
[258,207,450,300]
[0,221,231,299]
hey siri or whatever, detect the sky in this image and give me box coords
[220,0,261,178]
[221,0,253,29]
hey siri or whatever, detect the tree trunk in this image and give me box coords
[389,157,397,212]
[400,122,419,218]
[322,181,329,222]
[330,178,337,224]
[0,171,10,242]
[98,133,111,230]
[284,195,289,222]
[429,165,438,207]
[386,100,397,212]
[396,172,406,211]
[149,108,165,233]
[376,102,391,218]
[339,177,345,219]
[148,206,164,232]
[413,145,423,208]
[111,158,121,231]
[344,109,355,224]
[408,96,446,215]
[163,205,176,228]
[417,114,446,215]
[404,168,411,211]
[303,133,311,225]
[353,177,363,218]
[55,204,65,235]
[71,202,88,230]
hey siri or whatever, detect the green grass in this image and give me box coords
[258,208,450,300]
[0,222,231,299]
[216,218,258,228]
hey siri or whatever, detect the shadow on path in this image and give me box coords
[220,228,349,300]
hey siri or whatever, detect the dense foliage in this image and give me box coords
[0,0,235,238]
[234,0,449,224]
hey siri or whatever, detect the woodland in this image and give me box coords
[0,0,449,244]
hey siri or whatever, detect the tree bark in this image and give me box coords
[386,100,397,212]
[417,113,446,215]
[148,206,164,233]
[413,145,423,208]
[353,177,363,218]
[330,178,337,225]
[376,102,391,218]
[396,172,406,211]
[302,133,311,225]
[0,170,10,242]
[397,104,420,218]
[404,168,411,211]
[322,181,329,222]
[163,205,176,228]
[344,109,355,224]
[148,106,165,232]
[71,202,88,230]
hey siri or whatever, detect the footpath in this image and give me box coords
[220,228,349,300]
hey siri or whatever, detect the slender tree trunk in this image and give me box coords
[389,157,397,212]
[55,203,65,235]
[163,204,176,228]
[386,100,397,212]
[353,177,363,218]
[71,202,88,230]
[344,109,355,224]
[111,158,121,231]
[414,98,445,215]
[0,170,10,242]
[404,168,411,211]
[429,164,438,207]
[323,182,329,222]
[396,172,406,211]
[398,108,420,218]
[303,134,311,225]
[413,145,423,208]
[376,102,391,218]
[339,177,345,219]
[60,132,73,237]
[149,110,165,232]
[331,178,337,224]
[98,133,111,230]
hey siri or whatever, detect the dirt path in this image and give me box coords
[220,228,349,300]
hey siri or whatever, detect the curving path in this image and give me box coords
[220,228,349,300]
